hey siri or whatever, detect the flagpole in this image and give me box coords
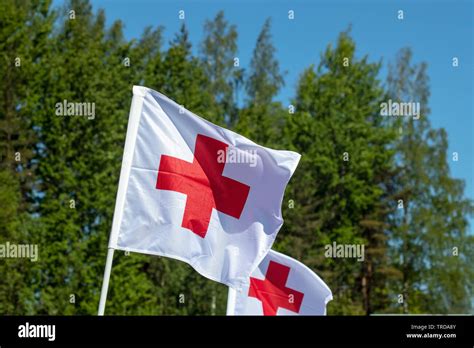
[98,247,115,315]
[226,287,237,315]
[97,87,145,316]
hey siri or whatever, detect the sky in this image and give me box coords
[55,0,473,229]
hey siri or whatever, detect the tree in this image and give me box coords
[246,18,283,106]
[0,0,55,315]
[235,18,285,147]
[386,48,473,313]
[279,31,397,314]
[201,11,241,126]
[29,0,159,314]
[151,24,221,125]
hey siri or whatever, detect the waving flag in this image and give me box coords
[228,250,332,315]
[107,86,300,288]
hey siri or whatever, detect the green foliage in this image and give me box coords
[245,18,284,107]
[278,31,399,314]
[201,11,241,126]
[386,48,474,314]
[235,18,285,146]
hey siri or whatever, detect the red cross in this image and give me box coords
[249,261,304,315]
[156,134,250,238]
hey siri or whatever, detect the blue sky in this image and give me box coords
[56,0,473,229]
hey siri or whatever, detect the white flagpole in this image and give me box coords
[226,287,237,315]
[97,86,146,316]
[98,247,115,315]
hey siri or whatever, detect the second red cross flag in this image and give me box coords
[227,250,333,315]
[107,86,300,288]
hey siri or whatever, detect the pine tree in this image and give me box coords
[386,48,473,313]
[280,31,397,314]
[235,18,285,147]
[30,0,159,314]
[0,0,54,315]
[201,11,241,126]
[246,18,283,106]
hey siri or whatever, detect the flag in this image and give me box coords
[108,86,300,288]
[228,250,332,315]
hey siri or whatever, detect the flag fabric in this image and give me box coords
[228,250,332,315]
[108,86,300,288]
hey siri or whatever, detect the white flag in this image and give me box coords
[228,250,332,315]
[108,86,300,288]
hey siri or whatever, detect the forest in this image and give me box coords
[0,0,472,315]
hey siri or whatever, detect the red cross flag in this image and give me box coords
[227,250,332,315]
[107,86,300,288]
